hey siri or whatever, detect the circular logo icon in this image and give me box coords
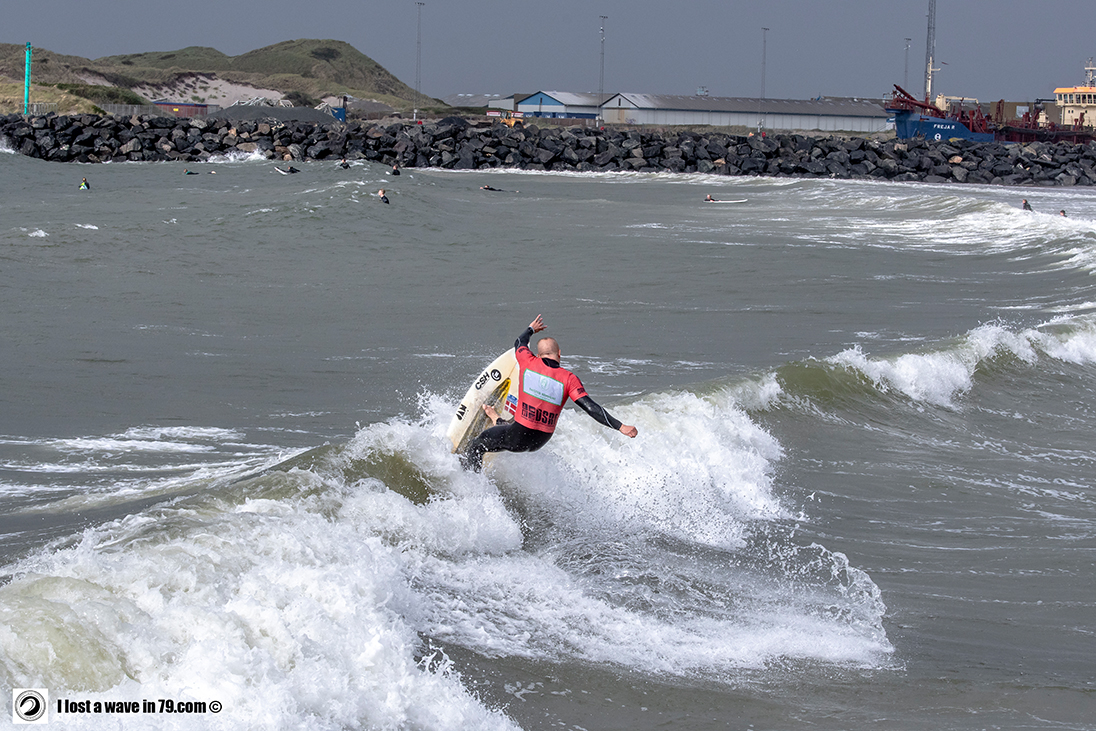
[15,690,46,722]
[490,369,502,381]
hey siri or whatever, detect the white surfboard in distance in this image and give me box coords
[447,349,521,455]
[705,199,747,204]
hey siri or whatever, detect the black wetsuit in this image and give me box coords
[461,327,623,472]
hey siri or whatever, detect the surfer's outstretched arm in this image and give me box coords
[574,396,638,438]
[514,315,547,349]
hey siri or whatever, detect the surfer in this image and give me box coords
[79,177,89,190]
[378,188,390,204]
[276,165,300,175]
[1022,199,1033,211]
[339,158,350,170]
[390,163,401,176]
[705,194,719,202]
[183,169,199,175]
[480,185,504,192]
[461,314,638,472]
[1060,210,1067,217]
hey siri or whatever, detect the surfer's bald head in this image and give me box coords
[536,337,561,360]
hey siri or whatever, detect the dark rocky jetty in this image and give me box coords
[3,112,1095,187]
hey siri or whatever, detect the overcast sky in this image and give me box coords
[5,1,1094,103]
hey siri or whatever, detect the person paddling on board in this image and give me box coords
[461,314,638,472]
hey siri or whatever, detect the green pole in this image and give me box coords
[24,43,32,115]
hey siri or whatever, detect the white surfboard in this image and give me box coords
[705,199,747,204]
[447,349,521,454]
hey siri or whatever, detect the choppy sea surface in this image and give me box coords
[1,139,1095,730]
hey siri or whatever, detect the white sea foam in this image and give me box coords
[206,149,268,163]
[0,385,894,729]
[389,390,891,677]
[0,487,518,731]
[829,317,1096,407]
[1031,316,1096,364]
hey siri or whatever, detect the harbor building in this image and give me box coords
[516,92,603,120]
[1054,58,1096,129]
[600,93,889,133]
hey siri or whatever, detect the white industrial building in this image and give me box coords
[443,89,891,132]
[600,93,889,132]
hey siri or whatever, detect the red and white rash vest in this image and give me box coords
[513,344,588,433]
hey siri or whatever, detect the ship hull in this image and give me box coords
[891,110,995,142]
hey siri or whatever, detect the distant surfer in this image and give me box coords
[183,168,199,175]
[276,165,300,175]
[339,158,350,170]
[705,194,719,202]
[460,314,638,472]
[1060,210,1067,217]
[378,188,390,204]
[79,177,89,190]
[391,163,401,176]
[1022,199,1033,211]
[481,184,504,192]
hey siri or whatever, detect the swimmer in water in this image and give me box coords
[705,194,719,202]
[339,158,350,170]
[79,177,90,190]
[1060,210,1067,217]
[378,188,390,204]
[1022,199,1033,211]
[391,163,400,176]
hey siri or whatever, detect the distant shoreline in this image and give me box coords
[2,112,1094,187]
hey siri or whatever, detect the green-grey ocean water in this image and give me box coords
[1,146,1095,730]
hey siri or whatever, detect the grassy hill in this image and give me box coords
[0,39,438,115]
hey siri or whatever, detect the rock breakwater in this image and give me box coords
[4,112,1096,187]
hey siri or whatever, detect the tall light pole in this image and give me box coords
[598,15,608,124]
[415,1,424,121]
[924,0,936,102]
[758,27,769,133]
[904,37,911,90]
[24,42,32,115]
